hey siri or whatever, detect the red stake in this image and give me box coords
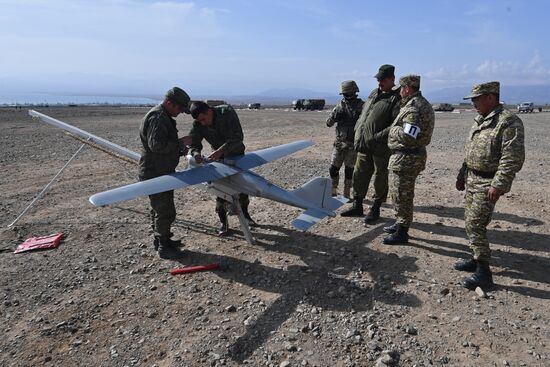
[170,263,220,275]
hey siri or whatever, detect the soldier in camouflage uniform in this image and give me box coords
[340,65,401,223]
[383,75,434,244]
[326,80,364,199]
[455,81,525,290]
[188,101,254,236]
[139,87,192,258]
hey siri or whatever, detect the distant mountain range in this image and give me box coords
[215,85,550,106]
[2,82,549,106]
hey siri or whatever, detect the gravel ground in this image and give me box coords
[0,105,549,367]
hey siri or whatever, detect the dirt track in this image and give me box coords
[1,106,549,367]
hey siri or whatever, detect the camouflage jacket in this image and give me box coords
[189,104,245,158]
[457,105,525,193]
[326,97,364,148]
[387,91,435,173]
[354,88,401,154]
[138,104,183,180]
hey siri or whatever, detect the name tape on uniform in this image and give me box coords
[403,123,420,139]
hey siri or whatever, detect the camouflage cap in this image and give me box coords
[165,87,191,113]
[392,74,420,90]
[374,64,395,79]
[340,80,359,94]
[463,81,500,100]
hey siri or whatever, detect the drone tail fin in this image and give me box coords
[291,177,347,231]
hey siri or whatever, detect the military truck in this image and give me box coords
[293,99,325,111]
[292,99,304,110]
[247,103,261,109]
[432,103,454,112]
[304,99,325,110]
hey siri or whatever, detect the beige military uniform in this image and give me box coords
[388,75,435,228]
[457,98,525,261]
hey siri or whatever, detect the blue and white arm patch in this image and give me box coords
[403,123,420,139]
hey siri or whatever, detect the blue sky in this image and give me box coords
[1,0,549,96]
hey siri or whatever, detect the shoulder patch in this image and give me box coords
[403,123,421,139]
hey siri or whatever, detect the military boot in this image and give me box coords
[153,237,181,251]
[364,201,382,225]
[157,239,180,259]
[218,209,229,236]
[242,204,257,226]
[463,261,494,290]
[454,258,477,272]
[382,225,409,244]
[340,197,364,217]
[331,177,339,197]
[168,238,182,246]
[383,222,398,234]
[343,179,352,202]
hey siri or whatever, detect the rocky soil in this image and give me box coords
[0,105,549,367]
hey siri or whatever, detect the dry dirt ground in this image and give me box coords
[0,106,549,367]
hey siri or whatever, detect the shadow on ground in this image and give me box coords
[410,220,550,300]
[167,222,420,362]
[414,204,544,226]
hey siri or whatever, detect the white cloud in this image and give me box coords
[423,51,550,88]
[475,60,518,76]
[474,54,550,83]
[526,50,550,80]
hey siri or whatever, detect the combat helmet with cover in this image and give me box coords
[340,80,359,95]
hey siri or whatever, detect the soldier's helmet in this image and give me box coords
[340,80,359,95]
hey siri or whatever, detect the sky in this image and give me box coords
[1,0,549,97]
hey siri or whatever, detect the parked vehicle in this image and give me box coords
[247,103,261,109]
[432,103,454,112]
[517,102,534,113]
[293,99,325,111]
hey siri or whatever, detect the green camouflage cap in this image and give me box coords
[340,80,359,94]
[463,81,500,100]
[374,64,395,79]
[165,87,191,113]
[392,74,420,90]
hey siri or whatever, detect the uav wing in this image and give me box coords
[233,140,314,170]
[90,140,315,206]
[28,109,140,162]
[89,162,241,206]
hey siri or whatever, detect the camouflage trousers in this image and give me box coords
[148,190,176,241]
[464,190,495,262]
[388,170,419,227]
[216,194,250,214]
[352,152,390,202]
[330,146,357,170]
